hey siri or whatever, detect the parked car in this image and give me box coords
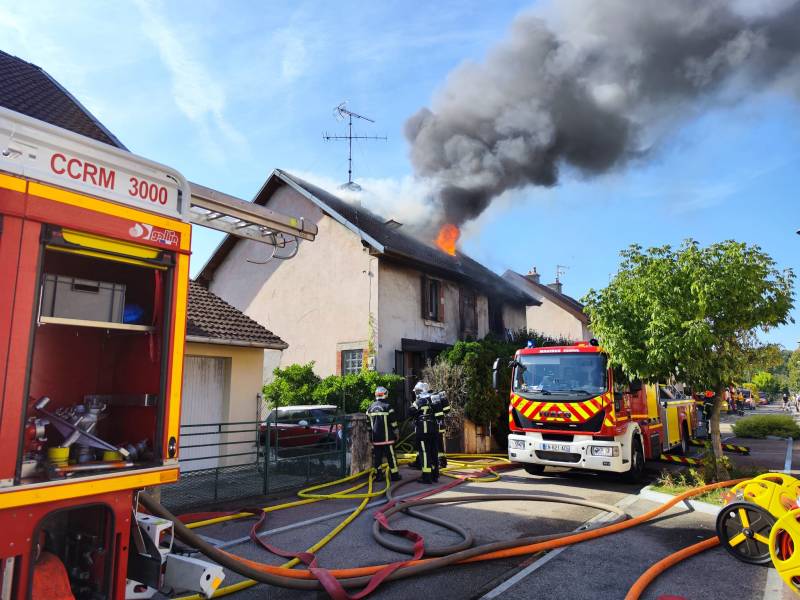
[258,405,340,450]
[758,392,769,406]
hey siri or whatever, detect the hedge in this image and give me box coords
[732,414,800,439]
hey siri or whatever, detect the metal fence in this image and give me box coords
[161,415,350,511]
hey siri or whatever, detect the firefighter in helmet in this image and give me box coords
[431,390,450,468]
[409,385,439,484]
[410,381,430,470]
[366,386,402,481]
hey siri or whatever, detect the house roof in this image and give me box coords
[198,169,534,304]
[187,281,288,349]
[502,270,588,323]
[0,50,126,149]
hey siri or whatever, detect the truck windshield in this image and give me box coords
[513,353,608,400]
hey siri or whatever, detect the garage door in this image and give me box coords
[180,355,228,471]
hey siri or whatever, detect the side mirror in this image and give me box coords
[613,391,623,412]
[492,358,499,390]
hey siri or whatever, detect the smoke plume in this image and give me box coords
[405,0,800,227]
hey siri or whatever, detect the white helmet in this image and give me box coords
[375,386,388,400]
[413,381,430,396]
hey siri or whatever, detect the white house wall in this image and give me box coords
[208,185,377,377]
[525,295,587,341]
[502,303,527,332]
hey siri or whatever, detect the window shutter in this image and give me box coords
[439,281,445,322]
[421,275,428,319]
[336,350,342,376]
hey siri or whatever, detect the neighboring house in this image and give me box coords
[0,50,286,465]
[197,169,533,404]
[183,282,287,470]
[502,268,591,341]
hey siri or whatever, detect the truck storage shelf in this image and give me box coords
[38,316,155,332]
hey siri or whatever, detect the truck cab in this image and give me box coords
[505,341,696,478]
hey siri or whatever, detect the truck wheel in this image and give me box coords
[624,437,645,483]
[524,464,546,476]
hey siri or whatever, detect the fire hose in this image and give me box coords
[139,467,746,600]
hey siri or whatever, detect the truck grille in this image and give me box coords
[535,450,582,463]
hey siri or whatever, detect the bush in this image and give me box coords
[732,414,800,439]
[263,362,320,407]
[313,371,403,414]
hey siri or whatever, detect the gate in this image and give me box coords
[161,414,349,511]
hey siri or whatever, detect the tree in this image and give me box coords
[788,348,800,393]
[752,371,779,398]
[583,240,794,480]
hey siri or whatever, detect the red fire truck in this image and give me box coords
[501,340,697,480]
[0,107,316,598]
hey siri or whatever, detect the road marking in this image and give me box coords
[784,437,793,473]
[478,492,640,599]
[763,567,786,600]
[213,487,429,550]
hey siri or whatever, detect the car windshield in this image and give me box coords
[309,408,336,424]
[513,352,608,400]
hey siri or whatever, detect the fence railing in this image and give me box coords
[161,415,350,510]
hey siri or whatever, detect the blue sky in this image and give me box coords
[2,0,799,348]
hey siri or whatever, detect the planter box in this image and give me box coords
[462,418,498,454]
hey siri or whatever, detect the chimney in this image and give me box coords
[525,266,540,284]
[547,280,563,294]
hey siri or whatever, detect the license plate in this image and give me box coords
[540,443,570,452]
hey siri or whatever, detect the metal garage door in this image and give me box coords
[180,355,229,471]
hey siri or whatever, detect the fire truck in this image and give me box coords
[500,340,697,480]
[0,107,316,599]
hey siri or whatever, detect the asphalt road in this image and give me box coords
[161,463,773,600]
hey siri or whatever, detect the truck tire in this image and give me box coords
[624,437,645,483]
[523,464,546,476]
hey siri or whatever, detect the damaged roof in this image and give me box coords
[187,281,288,349]
[199,169,534,304]
[0,50,126,149]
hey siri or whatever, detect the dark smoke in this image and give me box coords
[405,0,800,226]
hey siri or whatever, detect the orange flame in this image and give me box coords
[435,224,460,256]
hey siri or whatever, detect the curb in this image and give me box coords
[638,485,721,516]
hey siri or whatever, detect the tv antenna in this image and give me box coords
[556,264,569,282]
[323,102,387,191]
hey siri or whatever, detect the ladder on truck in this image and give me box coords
[0,105,317,248]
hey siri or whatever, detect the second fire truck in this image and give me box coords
[500,340,697,480]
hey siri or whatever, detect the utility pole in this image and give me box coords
[323,102,386,191]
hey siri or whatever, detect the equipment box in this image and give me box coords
[41,274,126,323]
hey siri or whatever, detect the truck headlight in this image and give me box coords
[590,446,619,457]
[509,439,526,450]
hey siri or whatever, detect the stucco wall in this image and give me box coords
[184,341,265,423]
[502,303,527,332]
[524,296,587,341]
[208,185,377,377]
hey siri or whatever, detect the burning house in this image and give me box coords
[197,170,533,404]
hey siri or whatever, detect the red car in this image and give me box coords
[259,405,339,450]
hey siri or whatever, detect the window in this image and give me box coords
[342,349,363,374]
[421,276,443,321]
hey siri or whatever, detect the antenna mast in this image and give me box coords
[323,102,387,190]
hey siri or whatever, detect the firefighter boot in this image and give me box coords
[390,472,402,482]
[416,474,432,484]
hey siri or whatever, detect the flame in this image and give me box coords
[435,224,460,256]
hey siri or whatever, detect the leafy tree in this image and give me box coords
[742,344,785,380]
[263,362,321,407]
[583,240,794,480]
[752,371,779,398]
[789,348,800,393]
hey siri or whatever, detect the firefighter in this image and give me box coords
[366,386,402,481]
[409,387,439,484]
[410,381,430,470]
[431,390,450,468]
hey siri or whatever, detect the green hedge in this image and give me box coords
[732,414,800,439]
[262,361,403,414]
